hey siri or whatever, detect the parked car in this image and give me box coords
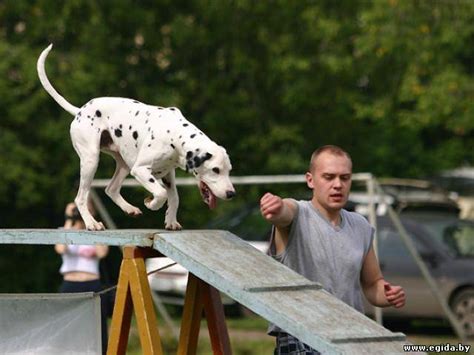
[365,215,474,338]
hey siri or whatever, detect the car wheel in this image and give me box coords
[451,288,474,339]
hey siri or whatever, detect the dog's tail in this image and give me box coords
[37,44,80,116]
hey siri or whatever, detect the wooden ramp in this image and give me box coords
[153,230,415,354]
[0,229,419,354]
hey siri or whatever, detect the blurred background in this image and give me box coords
[0,0,473,352]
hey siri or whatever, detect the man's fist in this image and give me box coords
[260,192,284,221]
[384,282,406,308]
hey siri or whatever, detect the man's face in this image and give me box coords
[305,152,352,213]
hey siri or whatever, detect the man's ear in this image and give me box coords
[305,172,314,189]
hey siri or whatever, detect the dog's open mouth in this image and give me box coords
[199,181,217,209]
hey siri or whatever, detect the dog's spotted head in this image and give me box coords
[185,144,235,209]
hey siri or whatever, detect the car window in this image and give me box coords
[377,226,431,259]
[443,223,474,257]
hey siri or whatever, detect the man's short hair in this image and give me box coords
[309,145,352,172]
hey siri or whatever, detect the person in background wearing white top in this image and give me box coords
[55,201,109,354]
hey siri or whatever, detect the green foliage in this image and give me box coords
[0,0,473,291]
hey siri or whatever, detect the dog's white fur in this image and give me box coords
[37,44,235,230]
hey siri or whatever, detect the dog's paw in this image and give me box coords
[126,206,142,217]
[86,221,106,231]
[144,196,165,211]
[165,221,182,231]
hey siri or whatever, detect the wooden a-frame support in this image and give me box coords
[107,246,232,355]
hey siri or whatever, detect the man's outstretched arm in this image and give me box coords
[260,193,297,254]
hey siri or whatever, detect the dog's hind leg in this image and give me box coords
[130,160,168,212]
[74,148,105,230]
[161,170,182,230]
[104,151,142,217]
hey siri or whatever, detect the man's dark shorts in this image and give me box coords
[274,332,321,355]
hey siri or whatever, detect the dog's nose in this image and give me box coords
[226,190,236,199]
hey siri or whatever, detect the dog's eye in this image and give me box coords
[212,167,220,174]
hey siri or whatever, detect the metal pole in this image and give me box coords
[374,180,467,342]
[366,177,383,325]
[89,189,117,229]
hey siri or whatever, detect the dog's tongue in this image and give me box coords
[200,181,217,209]
[207,192,217,209]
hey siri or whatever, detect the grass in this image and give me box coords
[121,314,472,354]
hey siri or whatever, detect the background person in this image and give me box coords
[55,201,110,354]
[260,145,406,354]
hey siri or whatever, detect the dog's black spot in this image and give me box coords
[135,143,138,148]
[114,129,122,137]
[149,178,155,183]
[145,120,149,124]
[97,128,100,133]
[186,151,193,159]
[95,110,102,117]
[158,107,163,110]
[203,152,213,161]
[129,125,132,130]
[119,124,122,129]
[135,111,139,116]
[183,123,189,127]
[181,142,185,146]
[148,144,151,147]
[77,112,82,117]
[170,108,175,111]
[151,135,155,140]
[107,116,110,120]
[186,160,194,172]
[179,135,182,139]
[133,131,138,140]
[167,130,170,133]
[132,100,139,103]
[170,144,175,149]
[193,156,202,167]
[199,132,203,135]
[190,134,196,139]
[87,115,91,118]
[146,111,150,116]
[148,127,151,132]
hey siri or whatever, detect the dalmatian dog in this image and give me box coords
[37,44,235,231]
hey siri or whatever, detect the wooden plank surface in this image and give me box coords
[153,230,417,354]
[0,229,156,247]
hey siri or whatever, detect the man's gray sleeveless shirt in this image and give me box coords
[268,199,374,335]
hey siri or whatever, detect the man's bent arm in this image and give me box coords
[361,246,391,307]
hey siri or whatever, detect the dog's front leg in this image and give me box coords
[161,170,182,230]
[104,151,142,217]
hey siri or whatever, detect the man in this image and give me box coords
[260,145,405,354]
